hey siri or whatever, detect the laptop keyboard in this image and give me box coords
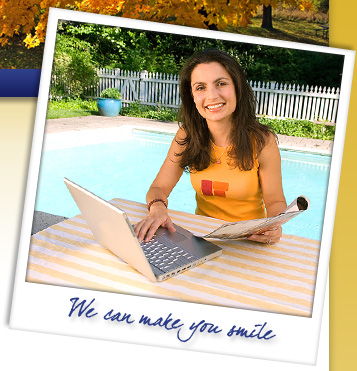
[140,238,197,273]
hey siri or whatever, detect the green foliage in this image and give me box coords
[120,102,178,121]
[58,22,126,68]
[100,88,122,99]
[310,0,329,12]
[60,22,179,73]
[243,46,343,87]
[259,117,335,140]
[57,21,342,87]
[47,98,98,119]
[51,34,99,98]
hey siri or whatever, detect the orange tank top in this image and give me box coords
[190,143,266,222]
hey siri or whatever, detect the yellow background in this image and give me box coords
[329,1,357,369]
[1,1,356,369]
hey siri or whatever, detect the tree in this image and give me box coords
[260,1,314,29]
[56,22,343,87]
[51,33,99,98]
[0,0,313,48]
[261,5,273,29]
[0,0,76,47]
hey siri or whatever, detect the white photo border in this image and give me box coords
[10,7,355,366]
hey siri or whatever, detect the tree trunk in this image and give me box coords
[261,5,273,29]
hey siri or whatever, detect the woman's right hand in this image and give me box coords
[134,128,186,243]
[134,203,176,243]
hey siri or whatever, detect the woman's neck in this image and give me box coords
[207,120,232,147]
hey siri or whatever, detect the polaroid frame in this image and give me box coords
[10,7,355,366]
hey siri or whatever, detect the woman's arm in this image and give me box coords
[248,133,287,244]
[134,128,186,242]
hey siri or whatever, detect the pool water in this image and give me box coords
[35,129,331,241]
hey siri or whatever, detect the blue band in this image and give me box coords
[0,69,41,97]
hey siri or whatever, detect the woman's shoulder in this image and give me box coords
[249,127,276,151]
[264,131,278,147]
[257,131,280,164]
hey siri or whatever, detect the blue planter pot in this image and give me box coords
[97,98,122,117]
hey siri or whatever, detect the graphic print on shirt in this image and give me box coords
[201,180,229,197]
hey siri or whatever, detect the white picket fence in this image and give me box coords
[82,68,340,123]
[84,68,181,109]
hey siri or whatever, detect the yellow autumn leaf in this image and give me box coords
[0,0,307,47]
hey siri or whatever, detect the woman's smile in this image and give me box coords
[206,103,225,111]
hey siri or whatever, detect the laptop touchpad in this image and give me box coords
[157,228,188,243]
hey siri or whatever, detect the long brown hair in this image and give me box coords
[176,49,274,171]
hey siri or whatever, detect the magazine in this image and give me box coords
[197,196,310,240]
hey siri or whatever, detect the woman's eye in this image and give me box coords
[217,81,227,87]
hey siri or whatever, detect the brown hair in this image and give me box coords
[176,49,274,171]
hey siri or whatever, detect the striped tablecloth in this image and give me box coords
[27,198,320,317]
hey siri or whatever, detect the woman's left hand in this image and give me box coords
[247,226,282,244]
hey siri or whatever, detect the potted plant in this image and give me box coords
[97,88,122,117]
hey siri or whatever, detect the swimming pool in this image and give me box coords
[35,128,331,241]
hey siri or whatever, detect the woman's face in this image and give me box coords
[190,62,237,127]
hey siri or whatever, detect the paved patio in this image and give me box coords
[32,115,333,234]
[45,115,334,154]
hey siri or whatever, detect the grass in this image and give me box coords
[47,98,334,140]
[267,6,328,23]
[47,99,98,119]
[227,8,329,46]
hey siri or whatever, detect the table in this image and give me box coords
[27,199,320,317]
[315,25,329,38]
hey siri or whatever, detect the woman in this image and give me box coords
[134,49,286,244]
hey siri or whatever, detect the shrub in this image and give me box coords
[100,88,122,99]
[51,34,99,99]
[120,102,178,121]
[259,117,335,140]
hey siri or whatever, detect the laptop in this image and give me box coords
[64,178,222,282]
